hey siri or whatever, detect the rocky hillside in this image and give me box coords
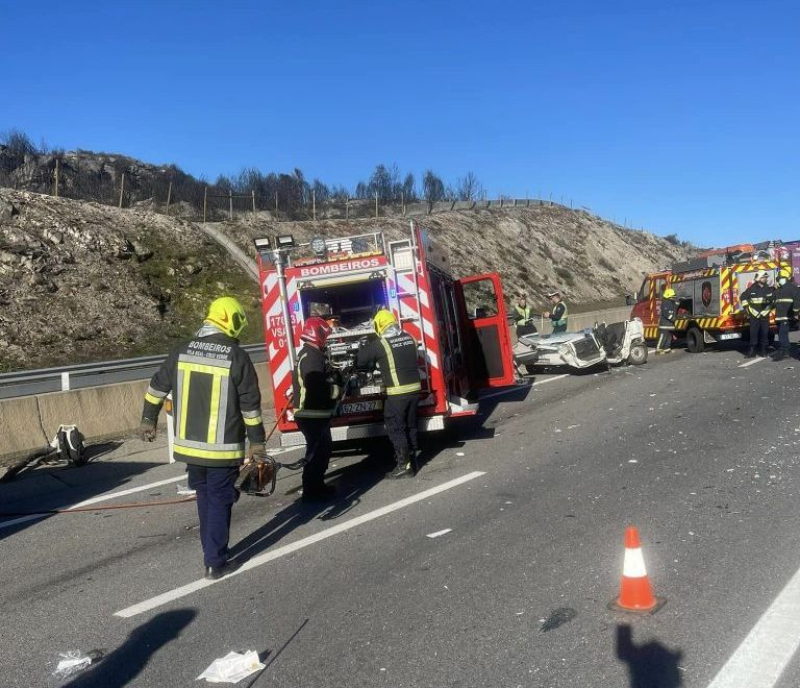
[0,189,261,371]
[221,205,695,308]
[0,188,693,372]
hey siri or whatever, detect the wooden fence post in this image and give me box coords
[229,189,233,221]
[375,192,378,219]
[54,158,59,198]
[251,190,256,217]
[203,187,207,224]
[275,191,278,217]
[119,172,125,208]
[312,189,316,221]
[166,181,172,216]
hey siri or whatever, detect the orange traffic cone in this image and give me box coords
[608,526,666,614]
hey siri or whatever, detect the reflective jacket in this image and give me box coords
[550,301,568,328]
[660,297,678,326]
[740,282,774,319]
[774,280,800,322]
[514,304,531,324]
[141,331,265,467]
[292,345,339,419]
[356,327,422,396]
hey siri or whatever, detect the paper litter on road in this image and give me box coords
[456,452,465,456]
[197,650,265,683]
[176,484,197,496]
[53,650,97,678]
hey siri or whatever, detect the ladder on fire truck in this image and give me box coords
[387,226,433,389]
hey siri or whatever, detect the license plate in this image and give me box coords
[340,400,383,414]
[719,332,741,340]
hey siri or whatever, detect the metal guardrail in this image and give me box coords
[0,343,267,400]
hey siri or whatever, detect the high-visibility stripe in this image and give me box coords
[178,353,232,369]
[146,385,168,399]
[241,409,261,419]
[175,438,245,451]
[386,382,422,395]
[207,373,222,443]
[297,350,309,411]
[144,392,163,406]
[178,361,231,377]
[243,416,262,426]
[179,369,191,438]
[380,337,400,388]
[175,446,245,460]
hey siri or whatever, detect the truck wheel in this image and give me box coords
[686,328,705,353]
[628,343,648,365]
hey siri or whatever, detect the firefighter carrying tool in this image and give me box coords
[655,287,678,354]
[741,270,774,358]
[139,296,266,580]
[773,265,800,361]
[356,309,422,478]
[253,223,516,450]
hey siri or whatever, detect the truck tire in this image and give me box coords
[628,342,648,365]
[686,327,705,353]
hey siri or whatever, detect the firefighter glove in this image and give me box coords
[139,418,157,442]
[249,443,268,463]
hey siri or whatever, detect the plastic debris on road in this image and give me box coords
[53,650,102,677]
[177,484,197,496]
[456,452,465,457]
[539,608,578,633]
[197,650,265,683]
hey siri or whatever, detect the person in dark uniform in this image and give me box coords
[740,270,774,358]
[139,297,265,580]
[292,316,340,501]
[544,290,569,333]
[514,294,536,337]
[656,287,678,354]
[772,265,799,361]
[356,309,422,479]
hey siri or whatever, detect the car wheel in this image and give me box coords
[628,343,648,365]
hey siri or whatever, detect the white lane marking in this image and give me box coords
[739,357,767,368]
[426,528,452,539]
[115,471,487,618]
[0,473,187,532]
[706,564,800,688]
[481,374,570,401]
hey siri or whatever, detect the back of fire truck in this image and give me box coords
[255,223,516,447]
[631,248,780,352]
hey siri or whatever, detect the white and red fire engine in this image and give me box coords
[254,223,516,446]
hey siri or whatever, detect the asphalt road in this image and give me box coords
[3,346,800,687]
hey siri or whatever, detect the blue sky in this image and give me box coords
[3,0,798,246]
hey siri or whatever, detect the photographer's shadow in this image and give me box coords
[616,624,683,688]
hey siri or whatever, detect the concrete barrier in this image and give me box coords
[0,396,49,462]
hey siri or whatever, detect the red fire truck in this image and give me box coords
[254,223,516,446]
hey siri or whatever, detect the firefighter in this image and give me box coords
[139,297,265,580]
[544,290,569,333]
[292,317,340,501]
[356,309,422,479]
[740,270,774,358]
[514,295,535,337]
[656,287,678,354]
[773,265,799,361]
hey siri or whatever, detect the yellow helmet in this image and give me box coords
[663,287,676,299]
[373,309,398,335]
[205,297,248,338]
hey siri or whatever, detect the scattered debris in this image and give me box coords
[539,608,577,633]
[197,650,265,684]
[53,650,104,678]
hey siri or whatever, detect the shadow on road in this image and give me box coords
[616,624,683,688]
[63,609,196,688]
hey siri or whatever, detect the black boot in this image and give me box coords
[301,484,337,502]
[758,347,767,357]
[773,349,788,361]
[387,456,414,479]
[744,348,756,359]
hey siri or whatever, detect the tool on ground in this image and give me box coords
[608,526,666,614]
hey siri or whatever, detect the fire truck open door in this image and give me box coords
[455,273,516,389]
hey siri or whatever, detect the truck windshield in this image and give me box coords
[299,278,388,330]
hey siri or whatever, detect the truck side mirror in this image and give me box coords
[625,294,635,306]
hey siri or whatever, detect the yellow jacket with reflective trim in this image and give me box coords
[356,327,421,396]
[141,332,265,467]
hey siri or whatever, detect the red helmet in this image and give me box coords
[300,317,332,348]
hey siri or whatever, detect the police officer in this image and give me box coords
[514,295,535,337]
[544,290,569,333]
[773,265,799,361]
[357,309,422,479]
[139,297,265,580]
[292,317,340,501]
[740,270,774,358]
[656,287,678,354]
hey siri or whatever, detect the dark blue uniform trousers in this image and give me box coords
[187,465,240,568]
